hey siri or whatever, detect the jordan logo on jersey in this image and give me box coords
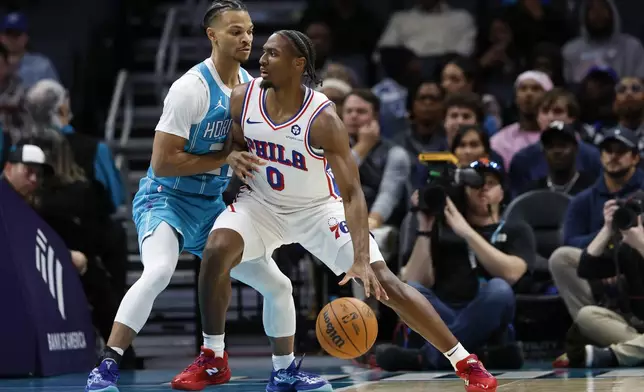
[203,119,232,139]
[245,137,308,171]
[214,97,226,111]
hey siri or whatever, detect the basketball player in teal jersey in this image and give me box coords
[85,1,265,391]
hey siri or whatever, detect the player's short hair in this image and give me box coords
[444,92,485,124]
[346,89,380,114]
[275,30,321,87]
[202,0,247,31]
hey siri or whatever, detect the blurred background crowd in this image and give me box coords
[4,0,644,374]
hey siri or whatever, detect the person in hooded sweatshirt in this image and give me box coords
[562,0,644,84]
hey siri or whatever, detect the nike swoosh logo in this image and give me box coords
[246,118,262,124]
[446,347,459,357]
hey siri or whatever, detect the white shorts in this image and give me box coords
[210,191,384,275]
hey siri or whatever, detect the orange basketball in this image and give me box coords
[315,297,378,359]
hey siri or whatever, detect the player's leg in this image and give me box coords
[85,221,181,392]
[230,259,332,392]
[298,204,497,392]
[172,195,285,391]
[336,241,497,392]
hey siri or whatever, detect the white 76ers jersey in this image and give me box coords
[239,78,341,211]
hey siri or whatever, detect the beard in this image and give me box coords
[605,166,632,179]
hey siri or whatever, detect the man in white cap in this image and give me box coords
[490,70,553,168]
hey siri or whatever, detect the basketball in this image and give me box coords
[315,297,378,359]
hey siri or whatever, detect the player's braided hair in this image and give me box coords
[202,0,247,31]
[275,30,322,87]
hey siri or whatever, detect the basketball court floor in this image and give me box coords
[2,359,644,391]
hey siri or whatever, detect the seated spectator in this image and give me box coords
[577,66,618,135]
[393,79,447,189]
[344,89,411,228]
[562,0,644,84]
[0,42,24,131]
[491,70,553,168]
[0,12,59,89]
[24,79,124,210]
[377,0,475,58]
[520,121,597,196]
[438,55,502,136]
[24,79,128,296]
[316,78,351,117]
[573,214,644,368]
[594,76,644,162]
[549,126,644,325]
[372,46,422,139]
[451,124,503,171]
[509,89,601,196]
[375,160,530,371]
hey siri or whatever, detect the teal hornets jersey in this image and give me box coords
[147,59,252,196]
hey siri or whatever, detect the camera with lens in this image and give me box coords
[415,153,486,217]
[612,191,644,231]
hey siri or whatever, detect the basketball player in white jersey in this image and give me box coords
[179,31,500,392]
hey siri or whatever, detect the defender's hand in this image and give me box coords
[339,262,388,301]
[227,151,265,183]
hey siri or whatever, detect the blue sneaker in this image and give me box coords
[85,358,120,392]
[266,357,332,392]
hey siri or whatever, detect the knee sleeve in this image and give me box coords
[115,222,180,333]
[231,258,296,337]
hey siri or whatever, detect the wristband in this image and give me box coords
[416,230,432,237]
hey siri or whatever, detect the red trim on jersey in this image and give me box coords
[303,100,332,160]
[323,157,340,199]
[229,203,236,212]
[258,87,314,130]
[239,79,256,129]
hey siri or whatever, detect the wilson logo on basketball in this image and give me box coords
[323,310,346,348]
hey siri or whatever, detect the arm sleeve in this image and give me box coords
[155,74,209,139]
[370,146,411,221]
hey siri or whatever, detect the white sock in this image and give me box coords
[272,353,295,371]
[443,343,470,370]
[203,333,225,358]
[108,346,124,356]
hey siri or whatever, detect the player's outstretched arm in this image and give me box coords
[309,107,387,300]
[151,77,239,177]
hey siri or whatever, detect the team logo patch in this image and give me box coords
[291,124,301,136]
[328,217,349,239]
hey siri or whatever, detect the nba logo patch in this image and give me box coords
[291,124,301,136]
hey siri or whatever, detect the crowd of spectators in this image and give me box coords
[7,0,644,374]
[301,0,644,371]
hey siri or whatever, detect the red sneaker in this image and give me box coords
[455,354,498,392]
[170,348,232,391]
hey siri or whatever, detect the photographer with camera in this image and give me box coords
[549,126,644,327]
[374,158,532,371]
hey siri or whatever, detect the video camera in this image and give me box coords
[415,153,487,217]
[612,191,644,231]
